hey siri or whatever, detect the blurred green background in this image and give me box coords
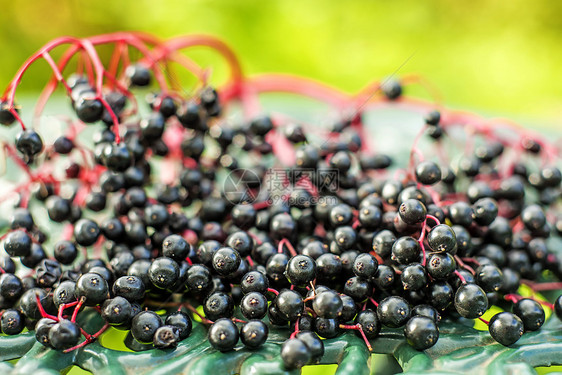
[1,0,561,125]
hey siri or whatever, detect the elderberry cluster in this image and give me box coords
[0,34,562,371]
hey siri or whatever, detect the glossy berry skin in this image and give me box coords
[512,298,545,332]
[103,143,132,172]
[162,234,190,262]
[355,309,381,339]
[281,338,311,369]
[73,219,101,246]
[113,276,145,301]
[352,253,378,279]
[312,289,343,318]
[153,325,180,349]
[19,288,48,320]
[54,240,78,265]
[358,205,382,230]
[294,333,322,365]
[334,226,357,250]
[392,237,420,265]
[427,225,457,253]
[270,213,296,240]
[240,292,268,319]
[401,263,427,291]
[372,230,396,258]
[209,318,239,352]
[240,271,269,294]
[75,96,104,123]
[343,276,371,301]
[101,296,132,326]
[1,309,24,335]
[276,289,304,321]
[4,230,32,257]
[415,161,442,185]
[212,247,241,276]
[49,319,81,350]
[183,264,211,293]
[377,296,411,328]
[0,273,23,300]
[165,311,193,340]
[35,318,57,347]
[313,317,340,338]
[284,255,316,286]
[448,202,473,227]
[476,265,503,292]
[225,231,253,257]
[340,294,358,322]
[148,257,180,289]
[404,316,439,350]
[489,312,524,346]
[131,311,163,344]
[373,265,395,290]
[454,283,488,319]
[399,199,427,225]
[75,272,109,306]
[472,198,498,226]
[126,63,152,86]
[46,196,71,222]
[412,304,440,323]
[426,253,456,279]
[15,130,43,159]
[427,281,454,311]
[521,204,547,232]
[204,291,234,321]
[240,320,269,349]
[53,280,76,309]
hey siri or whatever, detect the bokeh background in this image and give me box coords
[1,0,561,125]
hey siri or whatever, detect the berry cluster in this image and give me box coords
[0,32,561,369]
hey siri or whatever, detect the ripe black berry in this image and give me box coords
[355,309,381,339]
[476,265,503,292]
[401,263,427,291]
[285,255,316,286]
[208,318,239,352]
[281,338,311,369]
[377,296,411,328]
[415,161,441,185]
[1,309,24,335]
[74,219,100,246]
[512,298,545,332]
[16,130,43,160]
[399,199,427,225]
[212,247,241,276]
[276,289,304,321]
[49,319,81,350]
[392,236,420,264]
[312,289,343,318]
[4,230,32,257]
[427,224,457,253]
[240,320,269,349]
[240,292,267,319]
[165,311,192,340]
[75,272,109,306]
[131,310,163,344]
[148,257,179,289]
[488,312,524,346]
[101,296,132,326]
[454,283,488,319]
[404,316,439,350]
